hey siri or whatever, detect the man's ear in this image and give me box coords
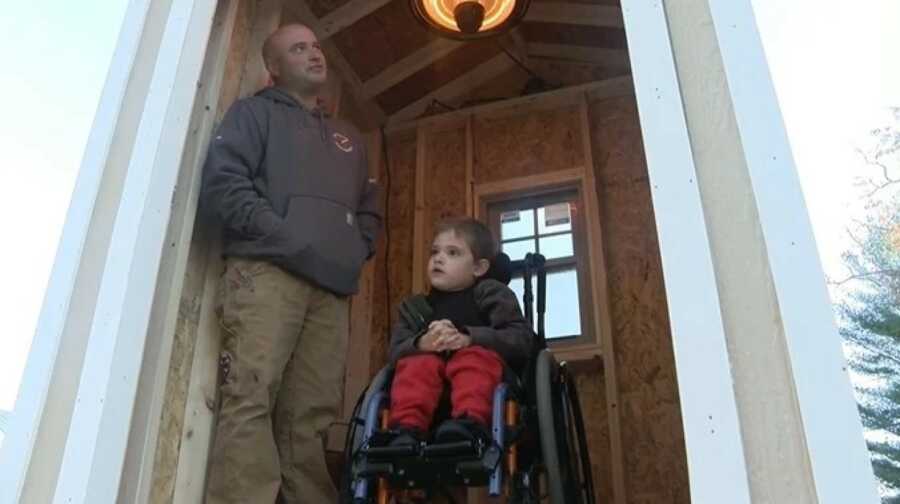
[264,57,279,80]
[473,258,490,278]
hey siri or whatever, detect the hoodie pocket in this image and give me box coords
[260,195,366,268]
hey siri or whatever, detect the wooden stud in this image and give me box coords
[170,240,224,504]
[130,2,241,503]
[578,92,626,504]
[465,116,474,217]
[317,0,394,39]
[238,0,283,98]
[524,3,624,29]
[412,126,428,293]
[362,38,463,99]
[325,73,345,119]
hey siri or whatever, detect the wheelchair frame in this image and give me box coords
[341,253,596,504]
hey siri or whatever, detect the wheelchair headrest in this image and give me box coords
[483,252,512,285]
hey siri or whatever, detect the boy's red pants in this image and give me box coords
[389,346,503,430]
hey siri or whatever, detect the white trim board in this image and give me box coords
[706,0,879,501]
[620,0,752,501]
[0,1,159,502]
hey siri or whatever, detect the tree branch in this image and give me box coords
[829,269,900,286]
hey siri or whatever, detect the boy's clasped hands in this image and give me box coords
[417,319,472,352]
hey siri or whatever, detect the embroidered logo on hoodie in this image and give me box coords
[333,132,353,153]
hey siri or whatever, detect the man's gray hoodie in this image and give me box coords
[201,87,382,296]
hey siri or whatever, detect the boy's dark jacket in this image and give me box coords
[201,87,381,296]
[388,279,534,369]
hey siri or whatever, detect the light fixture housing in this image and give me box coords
[410,0,531,40]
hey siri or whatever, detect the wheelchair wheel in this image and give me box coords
[535,350,595,504]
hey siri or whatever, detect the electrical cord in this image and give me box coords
[496,39,539,80]
[379,126,392,329]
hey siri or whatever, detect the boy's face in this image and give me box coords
[428,230,490,292]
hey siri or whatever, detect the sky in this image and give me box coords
[751,0,899,287]
[0,0,896,422]
[0,1,129,412]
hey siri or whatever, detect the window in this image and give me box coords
[486,189,594,345]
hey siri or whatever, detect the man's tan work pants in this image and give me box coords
[206,258,349,504]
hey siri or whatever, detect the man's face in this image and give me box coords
[268,25,328,92]
[428,231,488,292]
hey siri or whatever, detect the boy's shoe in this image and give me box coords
[434,417,490,444]
[388,426,425,449]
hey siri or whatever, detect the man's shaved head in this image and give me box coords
[262,23,313,70]
[261,23,327,98]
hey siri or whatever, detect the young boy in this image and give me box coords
[387,218,534,445]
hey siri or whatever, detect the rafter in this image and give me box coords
[388,53,517,124]
[362,38,464,99]
[527,42,630,68]
[524,3,624,28]
[317,0,394,39]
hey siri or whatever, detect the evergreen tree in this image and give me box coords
[835,108,900,500]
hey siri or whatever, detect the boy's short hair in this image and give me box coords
[435,218,497,261]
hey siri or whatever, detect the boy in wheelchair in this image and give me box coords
[386,218,533,450]
[347,218,595,503]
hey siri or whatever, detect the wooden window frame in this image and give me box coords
[486,188,595,347]
[474,168,612,364]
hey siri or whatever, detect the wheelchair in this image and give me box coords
[340,253,596,503]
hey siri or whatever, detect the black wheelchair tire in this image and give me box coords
[536,349,577,504]
[562,362,596,504]
[534,350,594,504]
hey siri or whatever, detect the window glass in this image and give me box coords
[539,234,574,260]
[500,209,534,240]
[501,239,535,261]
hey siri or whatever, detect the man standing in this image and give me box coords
[201,23,381,503]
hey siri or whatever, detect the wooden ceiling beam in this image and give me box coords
[501,26,532,69]
[386,75,634,135]
[524,3,624,29]
[362,38,464,99]
[527,42,630,68]
[282,1,386,124]
[317,0,394,39]
[388,53,518,124]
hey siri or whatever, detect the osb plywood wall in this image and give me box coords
[473,106,584,183]
[589,96,690,503]
[368,93,690,504]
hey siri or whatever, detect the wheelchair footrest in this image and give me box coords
[422,440,478,457]
[357,461,394,477]
[366,444,419,459]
